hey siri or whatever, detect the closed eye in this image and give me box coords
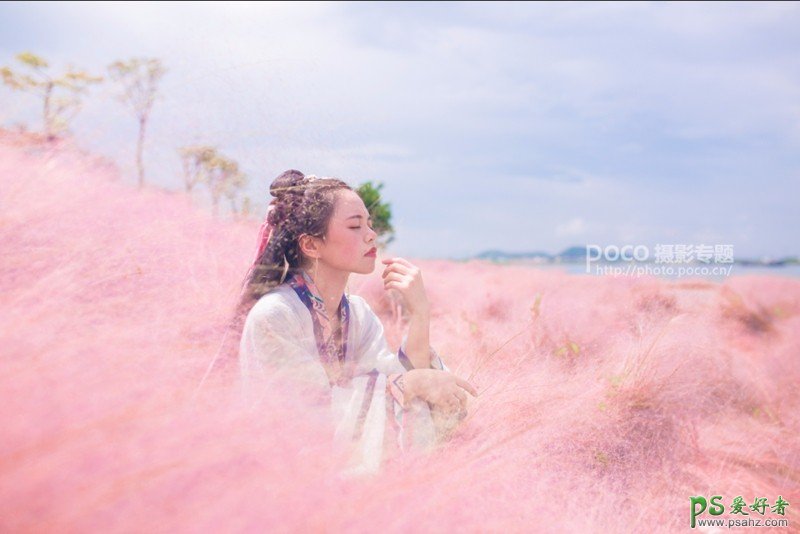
[347,214,374,228]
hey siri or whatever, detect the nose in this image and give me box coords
[366,227,377,243]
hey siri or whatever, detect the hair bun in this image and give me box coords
[270,169,305,199]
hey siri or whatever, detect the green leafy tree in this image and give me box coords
[356,181,395,249]
[1,52,103,138]
[107,58,167,188]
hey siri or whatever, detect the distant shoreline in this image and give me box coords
[452,258,800,280]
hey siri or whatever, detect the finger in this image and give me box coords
[381,257,406,268]
[453,390,467,405]
[385,281,406,291]
[455,377,479,397]
[381,264,412,279]
[431,397,450,412]
[382,258,416,273]
[383,273,406,284]
[446,398,459,413]
[383,263,411,277]
[391,257,416,269]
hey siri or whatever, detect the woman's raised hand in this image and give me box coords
[405,368,478,414]
[381,257,430,316]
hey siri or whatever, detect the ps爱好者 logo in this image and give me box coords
[690,495,790,529]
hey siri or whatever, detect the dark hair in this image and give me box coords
[226,169,352,355]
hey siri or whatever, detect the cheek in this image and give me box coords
[329,231,363,259]
[344,234,364,257]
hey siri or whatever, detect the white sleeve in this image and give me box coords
[348,297,446,466]
[238,296,329,406]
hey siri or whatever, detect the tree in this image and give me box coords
[178,145,248,216]
[107,58,166,188]
[178,145,216,194]
[197,150,247,217]
[356,181,395,249]
[239,196,253,218]
[206,154,246,217]
[219,158,247,216]
[1,52,103,139]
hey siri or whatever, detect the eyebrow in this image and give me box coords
[347,214,372,221]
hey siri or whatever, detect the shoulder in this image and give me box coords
[246,284,301,327]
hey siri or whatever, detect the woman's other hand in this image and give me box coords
[381,257,430,316]
[404,368,478,414]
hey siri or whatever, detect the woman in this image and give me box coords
[235,170,478,477]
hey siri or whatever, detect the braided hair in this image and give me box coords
[229,169,352,345]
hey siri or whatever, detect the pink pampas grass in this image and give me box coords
[1,132,798,532]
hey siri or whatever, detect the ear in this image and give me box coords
[298,234,323,259]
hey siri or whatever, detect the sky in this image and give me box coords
[1,1,798,260]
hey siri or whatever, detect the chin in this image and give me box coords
[353,257,376,274]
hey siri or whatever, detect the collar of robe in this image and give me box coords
[287,270,351,387]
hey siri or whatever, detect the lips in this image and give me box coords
[365,247,377,257]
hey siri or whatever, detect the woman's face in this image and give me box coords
[314,189,378,275]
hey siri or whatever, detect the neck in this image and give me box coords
[303,262,350,317]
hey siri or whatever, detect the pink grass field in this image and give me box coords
[1,131,798,532]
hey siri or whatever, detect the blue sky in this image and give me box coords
[1,1,798,260]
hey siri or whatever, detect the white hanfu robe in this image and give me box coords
[239,278,449,477]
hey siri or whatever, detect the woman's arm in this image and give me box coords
[403,308,433,370]
[354,295,444,376]
[354,297,458,411]
[379,257,442,370]
[353,295,477,451]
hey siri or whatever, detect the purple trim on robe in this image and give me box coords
[397,345,415,371]
[352,369,379,441]
[398,345,443,371]
[286,273,350,387]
